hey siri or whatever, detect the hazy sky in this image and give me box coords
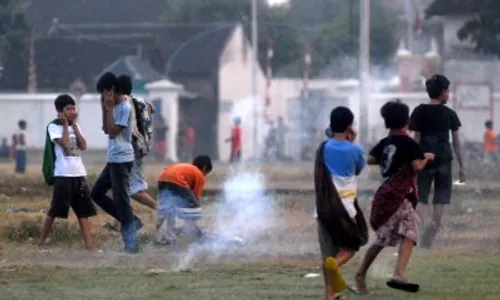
[268,0,289,6]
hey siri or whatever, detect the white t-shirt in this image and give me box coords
[48,123,87,177]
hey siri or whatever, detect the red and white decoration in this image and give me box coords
[303,43,312,100]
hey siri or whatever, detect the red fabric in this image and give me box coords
[185,126,195,146]
[231,126,242,150]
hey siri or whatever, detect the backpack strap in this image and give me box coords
[128,96,140,137]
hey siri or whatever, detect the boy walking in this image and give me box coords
[355,101,435,294]
[226,118,242,163]
[91,72,139,253]
[409,74,465,249]
[104,75,157,232]
[314,106,368,300]
[156,155,213,245]
[483,120,498,165]
[12,119,27,174]
[39,94,96,250]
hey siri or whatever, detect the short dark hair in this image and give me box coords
[329,106,354,133]
[192,155,213,174]
[485,120,493,128]
[18,119,26,127]
[54,94,76,112]
[380,100,409,129]
[425,74,450,99]
[96,72,117,93]
[116,75,133,95]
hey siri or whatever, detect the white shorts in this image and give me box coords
[129,159,148,196]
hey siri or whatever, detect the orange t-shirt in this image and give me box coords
[158,163,205,198]
[484,129,498,152]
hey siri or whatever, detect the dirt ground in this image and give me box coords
[1,163,499,299]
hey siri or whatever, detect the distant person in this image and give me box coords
[184,122,195,162]
[276,116,288,160]
[409,74,465,249]
[91,72,140,253]
[0,138,9,158]
[355,101,435,294]
[156,155,213,245]
[483,120,498,164]
[104,75,157,233]
[314,106,368,300]
[12,119,27,174]
[264,120,277,161]
[226,117,242,163]
[154,115,168,162]
[39,94,97,250]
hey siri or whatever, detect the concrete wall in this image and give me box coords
[0,90,182,156]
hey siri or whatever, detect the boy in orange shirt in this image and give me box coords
[483,120,498,164]
[156,155,212,245]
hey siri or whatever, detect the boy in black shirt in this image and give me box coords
[409,74,465,249]
[355,101,434,294]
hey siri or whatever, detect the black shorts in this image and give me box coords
[316,219,355,261]
[48,177,97,219]
[417,162,452,205]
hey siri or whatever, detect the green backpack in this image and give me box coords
[42,119,62,186]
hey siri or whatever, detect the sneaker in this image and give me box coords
[121,220,139,253]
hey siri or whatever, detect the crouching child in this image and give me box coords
[355,101,435,294]
[156,155,213,245]
[314,107,369,300]
[40,94,97,250]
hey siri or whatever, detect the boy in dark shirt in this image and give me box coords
[355,101,434,294]
[409,74,465,249]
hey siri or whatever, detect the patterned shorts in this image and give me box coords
[374,200,420,247]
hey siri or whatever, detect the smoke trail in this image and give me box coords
[172,95,278,271]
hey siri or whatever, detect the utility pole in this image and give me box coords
[251,0,259,159]
[359,0,370,146]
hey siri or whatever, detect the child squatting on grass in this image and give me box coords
[355,100,435,294]
[39,94,97,250]
[314,106,368,300]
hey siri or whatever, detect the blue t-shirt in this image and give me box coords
[323,138,365,177]
[107,100,134,163]
[317,138,366,219]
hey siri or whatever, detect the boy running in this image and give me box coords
[409,74,465,249]
[355,101,435,294]
[39,94,97,250]
[156,155,212,245]
[91,72,139,253]
[314,106,368,300]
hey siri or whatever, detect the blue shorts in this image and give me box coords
[129,160,148,196]
[157,182,201,221]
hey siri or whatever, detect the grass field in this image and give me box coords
[1,164,500,299]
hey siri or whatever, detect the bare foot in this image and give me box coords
[354,273,370,295]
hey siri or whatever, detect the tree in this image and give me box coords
[310,0,398,77]
[0,0,30,90]
[161,0,399,77]
[426,0,500,57]
[161,0,303,74]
